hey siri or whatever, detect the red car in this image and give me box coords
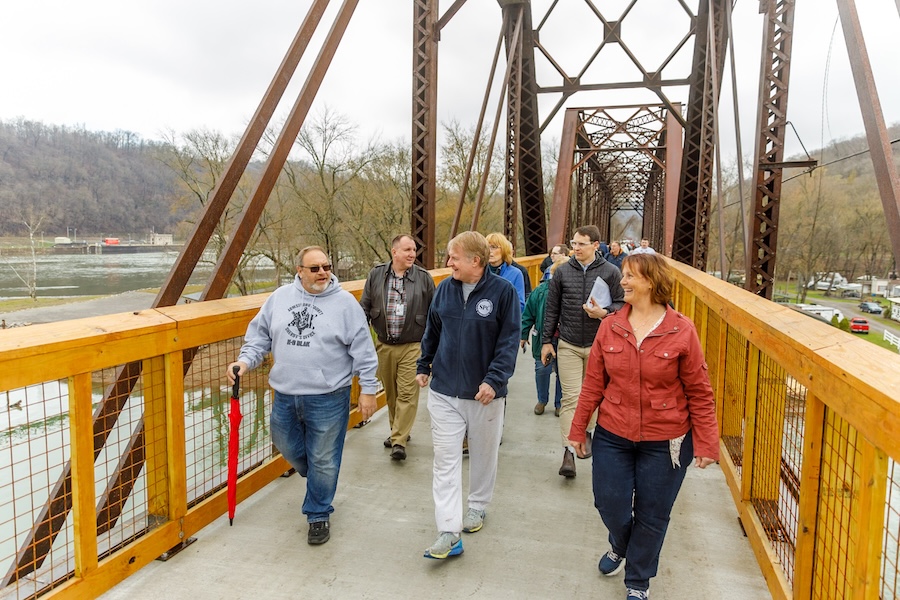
[850,317,869,334]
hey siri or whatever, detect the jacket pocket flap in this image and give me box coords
[602,343,625,354]
[652,349,680,360]
[648,395,678,410]
[415,313,426,325]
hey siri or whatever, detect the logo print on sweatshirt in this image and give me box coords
[286,303,323,342]
[475,298,493,317]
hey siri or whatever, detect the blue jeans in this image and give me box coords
[534,357,562,408]
[271,387,351,523]
[592,426,692,592]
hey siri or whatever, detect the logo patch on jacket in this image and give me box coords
[286,303,323,343]
[475,298,494,317]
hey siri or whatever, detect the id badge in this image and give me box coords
[395,304,405,317]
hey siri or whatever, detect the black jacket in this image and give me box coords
[360,262,435,344]
[541,252,625,348]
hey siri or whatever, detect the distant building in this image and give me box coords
[149,233,174,246]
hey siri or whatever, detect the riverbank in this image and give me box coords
[0,291,158,326]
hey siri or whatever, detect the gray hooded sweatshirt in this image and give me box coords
[238,273,379,396]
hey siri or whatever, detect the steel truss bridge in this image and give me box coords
[3,2,900,599]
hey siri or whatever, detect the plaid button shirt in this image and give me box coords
[385,270,406,341]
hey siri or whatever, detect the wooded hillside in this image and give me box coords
[0,119,184,237]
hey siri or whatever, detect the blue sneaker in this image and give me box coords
[626,588,649,599]
[423,532,463,559]
[598,549,625,576]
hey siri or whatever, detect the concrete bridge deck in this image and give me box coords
[101,350,770,600]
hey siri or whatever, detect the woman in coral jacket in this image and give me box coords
[568,253,719,600]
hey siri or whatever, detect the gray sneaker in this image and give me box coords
[423,532,463,559]
[462,508,485,533]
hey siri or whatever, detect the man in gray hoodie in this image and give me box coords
[228,246,378,546]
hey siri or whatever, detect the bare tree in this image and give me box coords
[279,107,382,277]
[3,216,45,301]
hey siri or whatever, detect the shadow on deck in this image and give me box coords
[101,351,769,600]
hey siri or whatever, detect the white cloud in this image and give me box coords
[1,0,898,164]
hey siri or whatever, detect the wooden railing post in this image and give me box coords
[851,442,888,599]
[69,373,98,578]
[793,393,825,600]
[144,357,170,523]
[165,352,187,522]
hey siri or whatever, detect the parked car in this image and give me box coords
[858,302,884,315]
[849,317,869,334]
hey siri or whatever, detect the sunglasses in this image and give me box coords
[300,264,333,273]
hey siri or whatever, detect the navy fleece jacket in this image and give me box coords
[417,269,520,399]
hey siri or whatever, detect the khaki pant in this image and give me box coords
[376,341,422,446]
[556,339,594,448]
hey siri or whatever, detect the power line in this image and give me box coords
[782,137,900,183]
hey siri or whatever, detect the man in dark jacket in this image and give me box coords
[541,225,624,478]
[416,231,520,559]
[360,234,435,461]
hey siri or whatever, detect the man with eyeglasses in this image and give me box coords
[541,225,625,478]
[227,245,378,546]
[360,234,435,461]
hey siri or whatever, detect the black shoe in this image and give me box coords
[578,430,593,459]
[391,445,407,460]
[384,434,411,448]
[559,449,576,478]
[308,521,330,545]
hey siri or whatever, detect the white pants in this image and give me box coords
[427,389,505,535]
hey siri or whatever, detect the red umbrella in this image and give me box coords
[228,366,243,526]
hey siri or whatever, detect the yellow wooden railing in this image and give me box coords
[670,261,900,600]
[1,256,898,599]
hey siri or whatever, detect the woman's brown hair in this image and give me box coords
[621,253,673,306]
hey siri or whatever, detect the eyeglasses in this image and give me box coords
[569,240,594,248]
[299,264,333,273]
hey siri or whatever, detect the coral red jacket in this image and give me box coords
[569,305,720,460]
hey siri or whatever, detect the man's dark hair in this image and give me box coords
[391,234,415,248]
[574,225,601,243]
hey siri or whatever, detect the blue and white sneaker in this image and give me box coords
[626,587,649,599]
[423,532,463,559]
[598,549,625,576]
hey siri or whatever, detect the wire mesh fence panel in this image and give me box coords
[750,351,802,585]
[705,311,721,402]
[184,339,276,506]
[884,459,900,600]
[92,363,152,560]
[0,381,75,599]
[721,325,747,472]
[812,408,861,599]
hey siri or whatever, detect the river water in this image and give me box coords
[0,251,276,300]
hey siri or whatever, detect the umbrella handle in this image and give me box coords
[232,365,240,398]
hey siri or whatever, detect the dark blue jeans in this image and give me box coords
[271,387,351,523]
[592,426,692,592]
[534,357,562,408]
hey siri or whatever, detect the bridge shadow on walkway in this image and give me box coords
[102,350,770,600]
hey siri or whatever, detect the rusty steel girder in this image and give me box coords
[410,0,438,268]
[745,0,796,299]
[836,0,900,275]
[671,0,729,269]
[500,0,546,255]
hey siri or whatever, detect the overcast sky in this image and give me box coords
[2,0,899,166]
